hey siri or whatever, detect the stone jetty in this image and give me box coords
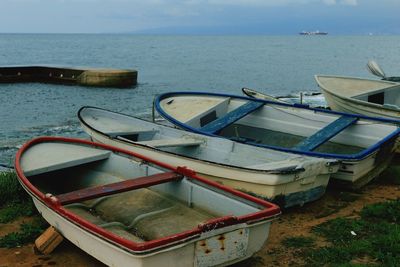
[0,65,137,88]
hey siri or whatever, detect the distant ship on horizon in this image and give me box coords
[299,30,328,35]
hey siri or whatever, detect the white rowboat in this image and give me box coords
[315,75,400,119]
[78,106,338,208]
[15,137,280,267]
[155,91,400,188]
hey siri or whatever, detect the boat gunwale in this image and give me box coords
[315,74,400,114]
[154,91,400,160]
[78,106,320,175]
[14,136,280,253]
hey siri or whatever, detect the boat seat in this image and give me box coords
[22,143,111,177]
[293,115,359,152]
[136,138,204,148]
[56,172,183,205]
[105,129,157,138]
[201,101,264,134]
[183,97,230,128]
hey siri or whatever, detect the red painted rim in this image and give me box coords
[15,136,280,252]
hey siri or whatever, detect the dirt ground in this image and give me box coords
[1,168,399,267]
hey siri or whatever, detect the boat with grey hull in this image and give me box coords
[78,106,339,208]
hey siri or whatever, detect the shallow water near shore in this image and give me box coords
[1,34,400,165]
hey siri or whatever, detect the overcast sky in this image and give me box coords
[0,0,399,34]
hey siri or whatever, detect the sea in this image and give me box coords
[1,34,400,167]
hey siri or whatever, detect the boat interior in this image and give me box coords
[160,96,399,156]
[80,107,313,172]
[352,85,400,110]
[22,142,263,244]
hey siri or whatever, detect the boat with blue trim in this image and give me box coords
[155,92,400,188]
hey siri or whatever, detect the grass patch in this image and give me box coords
[0,171,38,223]
[304,200,400,266]
[361,199,400,223]
[282,236,315,248]
[0,217,48,248]
[0,171,29,205]
[0,202,36,224]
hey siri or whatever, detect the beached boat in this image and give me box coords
[78,106,338,208]
[15,137,280,267]
[315,75,400,119]
[155,92,400,188]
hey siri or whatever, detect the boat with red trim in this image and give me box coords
[15,137,280,267]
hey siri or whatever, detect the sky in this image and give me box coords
[0,0,399,34]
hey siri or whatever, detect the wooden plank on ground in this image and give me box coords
[35,226,64,255]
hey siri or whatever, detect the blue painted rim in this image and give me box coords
[154,91,400,160]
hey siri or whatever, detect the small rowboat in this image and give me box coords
[78,106,338,208]
[155,92,400,188]
[315,75,400,119]
[15,137,280,267]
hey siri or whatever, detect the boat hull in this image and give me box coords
[16,137,281,267]
[30,194,271,267]
[154,92,400,188]
[320,86,400,119]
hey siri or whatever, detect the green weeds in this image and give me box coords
[301,200,400,266]
[0,201,36,224]
[0,218,48,248]
[0,171,36,223]
[0,171,46,248]
[0,171,28,205]
[282,236,316,248]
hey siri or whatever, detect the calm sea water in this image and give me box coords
[1,34,400,166]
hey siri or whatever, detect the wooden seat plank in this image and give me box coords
[106,129,157,138]
[294,116,359,152]
[57,172,183,205]
[136,138,203,148]
[201,101,264,134]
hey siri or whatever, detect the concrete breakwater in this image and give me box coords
[0,66,137,88]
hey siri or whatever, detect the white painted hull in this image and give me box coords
[336,152,394,187]
[321,86,400,120]
[30,191,272,267]
[16,137,281,267]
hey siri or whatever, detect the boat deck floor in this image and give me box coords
[29,165,217,243]
[65,188,216,242]
[220,124,363,155]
